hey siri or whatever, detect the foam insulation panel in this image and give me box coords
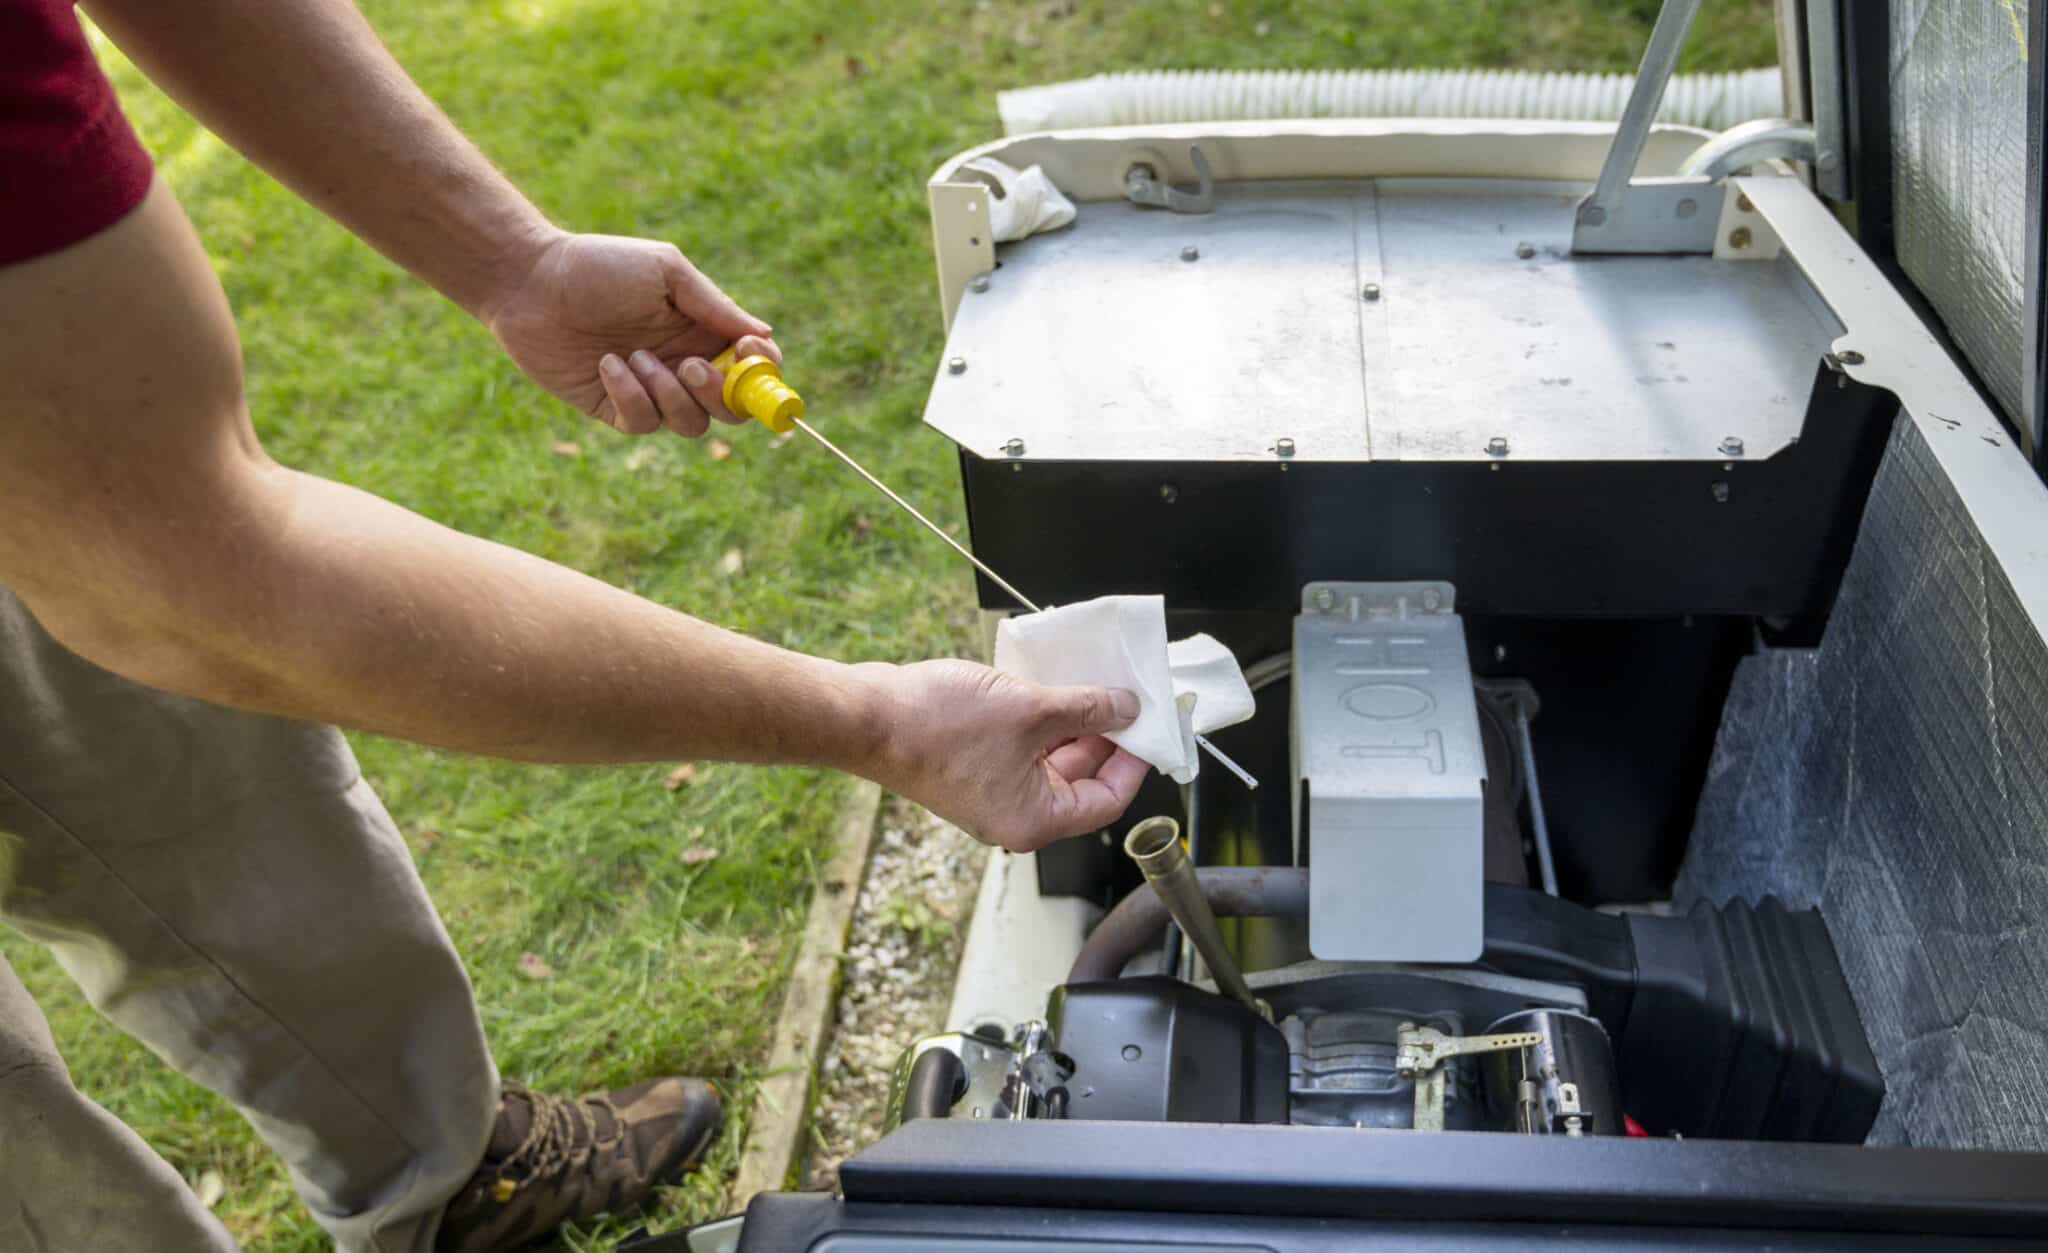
[1889,0,2033,427]
[1680,415,2048,1151]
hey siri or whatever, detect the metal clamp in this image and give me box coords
[1124,145,1215,214]
[1397,1024,1543,1132]
[1572,0,1717,254]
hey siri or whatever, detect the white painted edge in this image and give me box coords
[944,849,1103,1036]
[1738,175,2048,623]
[730,777,884,1209]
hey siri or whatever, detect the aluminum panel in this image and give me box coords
[925,178,1836,464]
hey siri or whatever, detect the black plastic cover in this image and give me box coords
[1049,977,1289,1124]
[1620,897,1883,1142]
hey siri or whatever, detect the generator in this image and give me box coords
[662,2,2048,1248]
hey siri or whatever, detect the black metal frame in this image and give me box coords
[833,1120,2048,1237]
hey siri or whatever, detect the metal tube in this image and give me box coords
[1123,817,1269,1018]
[1513,706,1560,897]
[1067,866,1310,984]
[1585,0,1704,212]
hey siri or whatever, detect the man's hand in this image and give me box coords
[861,660,1152,853]
[486,231,780,437]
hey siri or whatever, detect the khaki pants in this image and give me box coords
[0,586,497,1251]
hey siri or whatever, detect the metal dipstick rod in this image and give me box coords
[711,348,1258,790]
[796,419,1259,791]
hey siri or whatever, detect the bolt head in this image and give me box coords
[1314,587,1336,611]
[1159,482,1179,504]
[1719,436,1745,456]
[1711,481,1731,503]
[1362,282,1382,301]
[1486,436,1510,456]
[1003,437,1026,457]
[947,356,967,375]
[969,274,991,293]
[1579,204,1608,227]
[1274,437,1296,458]
[1676,197,1699,220]
[1728,226,1754,251]
[1515,242,1537,259]
[1837,349,1865,365]
[1736,192,1755,214]
[1180,244,1201,262]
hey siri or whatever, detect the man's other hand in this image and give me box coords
[487,231,779,437]
[861,660,1151,854]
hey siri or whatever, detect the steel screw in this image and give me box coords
[1159,483,1179,504]
[1675,198,1699,220]
[1711,481,1731,503]
[1486,436,1510,457]
[1728,226,1754,251]
[1274,437,1296,458]
[1362,282,1382,301]
[1314,587,1336,611]
[1837,349,1865,365]
[1719,436,1745,456]
[1515,242,1536,260]
[969,273,991,293]
[1580,204,1608,227]
[947,357,967,375]
[1180,245,1201,262]
[1422,587,1443,611]
[1736,192,1755,213]
[1003,437,1026,457]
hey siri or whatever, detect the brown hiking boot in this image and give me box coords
[434,1077,720,1253]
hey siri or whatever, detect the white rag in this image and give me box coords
[992,595,1255,783]
[959,155,1077,241]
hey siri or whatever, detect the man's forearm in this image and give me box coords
[85,0,556,317]
[90,465,891,770]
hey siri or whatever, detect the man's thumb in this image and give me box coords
[1042,685,1140,737]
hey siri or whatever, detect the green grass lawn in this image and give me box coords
[2,1,1772,1246]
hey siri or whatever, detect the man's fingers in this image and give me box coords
[1055,747,1150,837]
[1047,734,1118,781]
[1038,685,1141,740]
[676,357,737,425]
[628,350,709,437]
[732,333,782,366]
[598,353,660,434]
[663,250,771,341]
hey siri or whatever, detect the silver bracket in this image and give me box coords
[1124,144,1215,214]
[1572,0,1717,254]
[1396,1024,1543,1133]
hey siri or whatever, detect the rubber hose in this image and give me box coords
[1067,866,1310,984]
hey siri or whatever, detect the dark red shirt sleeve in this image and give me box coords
[0,1,154,265]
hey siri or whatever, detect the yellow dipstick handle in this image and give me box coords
[711,347,804,433]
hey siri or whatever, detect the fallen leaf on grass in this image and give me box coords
[845,55,866,77]
[663,763,697,790]
[196,1170,226,1209]
[851,513,874,543]
[706,438,732,461]
[718,548,745,577]
[550,441,582,458]
[681,845,720,866]
[518,951,555,980]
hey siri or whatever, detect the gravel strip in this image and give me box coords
[802,798,987,1189]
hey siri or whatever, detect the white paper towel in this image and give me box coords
[959,155,1077,242]
[992,595,1255,783]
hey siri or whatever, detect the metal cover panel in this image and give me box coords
[925,178,1837,463]
[1291,582,1484,962]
